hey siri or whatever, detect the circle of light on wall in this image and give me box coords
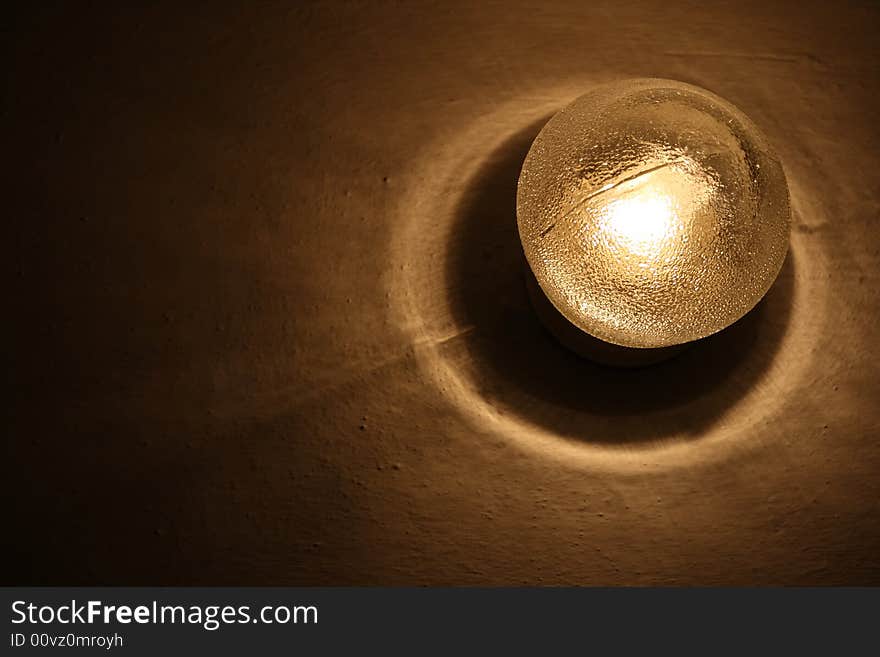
[517,79,791,351]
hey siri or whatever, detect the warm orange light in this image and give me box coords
[602,192,677,257]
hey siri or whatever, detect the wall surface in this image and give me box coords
[7,1,880,584]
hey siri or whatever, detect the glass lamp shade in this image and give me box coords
[517,78,791,350]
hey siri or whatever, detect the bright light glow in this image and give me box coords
[601,192,677,257]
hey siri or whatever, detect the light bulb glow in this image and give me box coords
[601,192,676,257]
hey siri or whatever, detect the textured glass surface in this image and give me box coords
[517,79,791,348]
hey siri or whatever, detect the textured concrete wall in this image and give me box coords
[7,1,880,584]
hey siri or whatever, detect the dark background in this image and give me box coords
[7,1,880,584]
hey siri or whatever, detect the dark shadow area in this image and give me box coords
[445,119,795,445]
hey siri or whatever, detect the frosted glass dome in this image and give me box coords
[517,78,791,349]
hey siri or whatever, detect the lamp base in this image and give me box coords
[524,263,687,368]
